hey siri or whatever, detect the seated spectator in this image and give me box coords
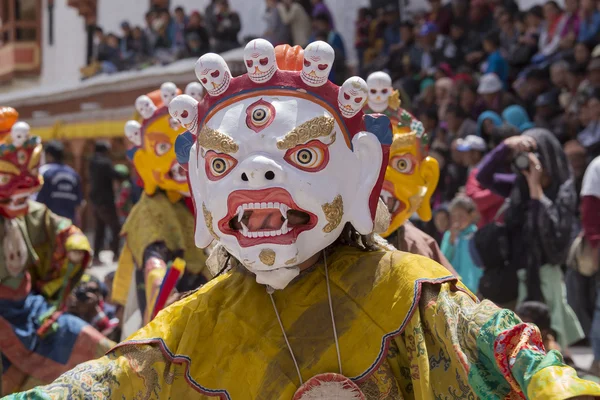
[153,10,176,64]
[120,21,136,60]
[536,1,565,58]
[564,140,589,196]
[550,59,570,92]
[419,106,442,144]
[435,77,454,121]
[498,11,520,56]
[578,0,600,43]
[588,57,600,89]
[457,81,485,121]
[381,5,401,55]
[477,73,518,114]
[483,30,509,86]
[575,41,593,67]
[213,0,241,53]
[442,19,481,70]
[184,12,210,57]
[446,104,478,141]
[97,33,123,73]
[387,21,417,80]
[441,196,481,293]
[477,110,503,142]
[144,10,159,50]
[557,0,580,51]
[411,23,446,74]
[458,135,505,228]
[507,6,542,68]
[503,104,535,132]
[578,88,600,158]
[534,91,567,141]
[426,0,452,35]
[311,12,346,85]
[519,67,552,115]
[129,27,152,64]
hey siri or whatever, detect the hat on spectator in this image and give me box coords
[456,135,487,152]
[419,22,438,36]
[477,73,503,94]
[588,58,600,71]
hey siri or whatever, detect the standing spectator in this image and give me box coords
[477,110,503,143]
[264,0,291,46]
[441,196,481,293]
[89,141,121,265]
[580,156,600,374]
[483,31,509,86]
[114,164,133,224]
[119,22,136,60]
[129,26,151,64]
[354,8,372,74]
[153,10,176,64]
[310,0,334,28]
[204,0,218,37]
[477,130,584,348]
[213,0,241,53]
[36,141,84,224]
[311,12,346,85]
[172,6,189,58]
[459,135,505,227]
[184,11,210,57]
[278,0,312,47]
[381,5,401,55]
[578,0,600,43]
[143,11,158,50]
[477,73,517,114]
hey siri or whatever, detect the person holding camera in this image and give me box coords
[476,128,584,350]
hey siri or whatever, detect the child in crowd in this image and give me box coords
[432,206,450,244]
[441,196,481,293]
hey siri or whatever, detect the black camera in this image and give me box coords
[512,152,540,172]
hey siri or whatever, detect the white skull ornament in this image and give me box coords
[124,120,142,147]
[185,82,205,102]
[366,71,393,113]
[301,41,334,87]
[168,95,199,134]
[337,77,368,118]
[10,121,30,147]
[244,39,277,83]
[135,95,157,119]
[160,82,178,106]
[195,53,232,97]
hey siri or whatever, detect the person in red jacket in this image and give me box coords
[458,135,505,227]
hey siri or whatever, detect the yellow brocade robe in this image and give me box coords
[11,246,600,399]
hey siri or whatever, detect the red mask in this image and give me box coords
[0,135,43,219]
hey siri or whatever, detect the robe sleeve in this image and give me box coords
[422,283,600,399]
[3,343,204,400]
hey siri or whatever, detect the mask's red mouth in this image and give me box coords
[218,188,318,247]
[381,180,406,219]
[167,160,187,183]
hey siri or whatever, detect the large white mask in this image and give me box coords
[366,71,393,113]
[188,95,383,290]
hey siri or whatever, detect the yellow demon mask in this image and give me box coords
[125,84,189,203]
[379,109,439,237]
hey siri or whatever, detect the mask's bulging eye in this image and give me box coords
[205,151,237,180]
[391,155,416,174]
[0,173,12,186]
[284,140,330,172]
[155,142,172,156]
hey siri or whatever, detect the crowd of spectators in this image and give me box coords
[355,0,600,375]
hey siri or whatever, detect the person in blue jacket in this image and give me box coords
[441,195,482,293]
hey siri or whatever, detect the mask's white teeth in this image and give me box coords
[237,206,244,222]
[279,204,289,219]
[281,219,289,234]
[241,222,249,236]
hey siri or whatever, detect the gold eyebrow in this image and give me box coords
[198,126,239,154]
[391,132,417,153]
[28,144,42,170]
[0,161,20,175]
[276,116,335,150]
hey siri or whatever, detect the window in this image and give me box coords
[0,0,41,83]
